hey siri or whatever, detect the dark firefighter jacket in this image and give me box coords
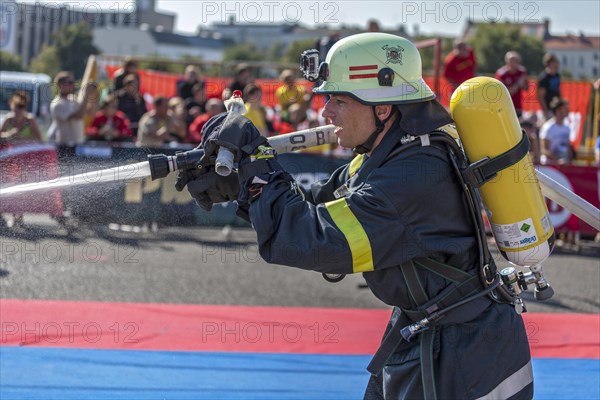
[247,102,533,400]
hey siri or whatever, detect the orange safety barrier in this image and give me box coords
[105,66,320,109]
[523,80,592,149]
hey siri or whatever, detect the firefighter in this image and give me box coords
[177,33,533,399]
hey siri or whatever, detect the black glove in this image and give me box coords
[201,112,266,163]
[200,113,281,183]
[175,166,239,211]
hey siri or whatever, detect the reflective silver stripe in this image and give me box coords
[352,82,418,99]
[475,360,533,400]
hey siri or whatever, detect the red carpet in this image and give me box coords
[1,299,598,358]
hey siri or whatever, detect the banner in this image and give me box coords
[0,144,63,216]
[538,164,599,235]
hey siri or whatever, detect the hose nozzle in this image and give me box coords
[148,148,205,180]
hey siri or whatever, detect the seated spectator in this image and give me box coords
[275,69,306,115]
[221,87,233,102]
[116,74,147,136]
[520,119,540,164]
[184,82,207,127]
[0,91,42,143]
[539,98,573,164]
[242,83,273,137]
[229,63,252,94]
[136,96,183,148]
[178,65,203,102]
[289,103,309,130]
[87,95,132,141]
[168,97,187,140]
[112,58,140,93]
[188,98,224,144]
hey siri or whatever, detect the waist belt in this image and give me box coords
[367,257,498,400]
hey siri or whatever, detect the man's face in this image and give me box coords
[59,77,75,95]
[239,70,250,83]
[555,104,569,120]
[155,102,169,117]
[322,94,375,149]
[508,56,520,69]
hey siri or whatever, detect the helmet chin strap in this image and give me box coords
[353,106,397,154]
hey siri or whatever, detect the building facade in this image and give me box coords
[0,0,175,67]
[544,35,600,80]
[92,27,226,62]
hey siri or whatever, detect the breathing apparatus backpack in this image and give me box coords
[364,80,557,380]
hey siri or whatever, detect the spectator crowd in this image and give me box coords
[2,44,597,169]
[443,41,587,166]
[21,59,321,151]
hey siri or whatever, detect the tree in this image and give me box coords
[0,50,24,72]
[223,44,265,63]
[29,45,61,77]
[267,42,286,62]
[138,53,183,74]
[283,39,317,65]
[469,23,545,75]
[52,22,99,78]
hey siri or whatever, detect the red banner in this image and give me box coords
[0,144,63,216]
[537,164,599,235]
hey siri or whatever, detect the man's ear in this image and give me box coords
[374,104,393,121]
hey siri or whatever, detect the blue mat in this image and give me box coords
[1,347,598,399]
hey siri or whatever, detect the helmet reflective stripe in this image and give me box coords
[313,32,435,105]
[353,83,418,100]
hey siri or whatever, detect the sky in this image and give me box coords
[16,0,600,37]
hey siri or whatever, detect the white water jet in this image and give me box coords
[0,161,152,197]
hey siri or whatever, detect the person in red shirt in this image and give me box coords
[443,40,476,92]
[495,51,529,117]
[87,95,132,141]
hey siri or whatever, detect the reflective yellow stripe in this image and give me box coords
[348,154,365,177]
[325,198,374,273]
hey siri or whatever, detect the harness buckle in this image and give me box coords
[462,157,496,188]
[333,184,349,199]
[482,264,495,286]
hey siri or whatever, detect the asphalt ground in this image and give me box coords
[1,215,598,314]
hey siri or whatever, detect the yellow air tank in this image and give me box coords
[450,77,555,267]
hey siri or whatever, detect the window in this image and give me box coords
[580,56,584,68]
[562,56,568,66]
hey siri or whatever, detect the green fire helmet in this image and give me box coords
[313,32,435,105]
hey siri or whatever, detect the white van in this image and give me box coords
[0,71,52,140]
